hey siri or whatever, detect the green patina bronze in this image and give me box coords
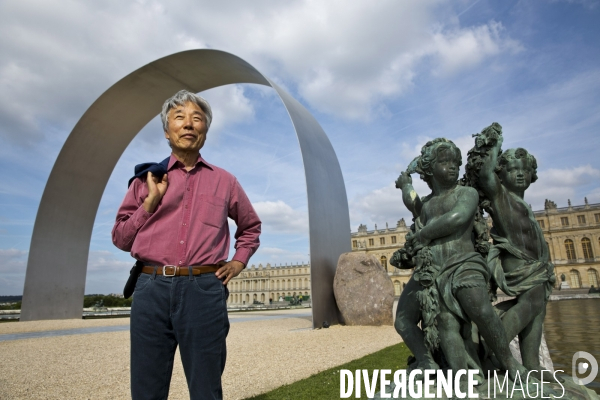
[464,122,556,370]
[388,126,575,397]
[392,137,528,384]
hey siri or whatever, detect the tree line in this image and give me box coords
[0,295,133,310]
[83,294,133,308]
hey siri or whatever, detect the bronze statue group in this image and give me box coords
[391,123,557,391]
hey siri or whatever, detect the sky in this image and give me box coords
[1,0,599,295]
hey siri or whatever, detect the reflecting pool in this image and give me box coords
[544,298,600,394]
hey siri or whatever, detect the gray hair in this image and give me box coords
[161,90,212,131]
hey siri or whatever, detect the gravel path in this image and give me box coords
[0,309,401,399]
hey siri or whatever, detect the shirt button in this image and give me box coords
[183,223,186,226]
[179,261,182,265]
[180,240,184,244]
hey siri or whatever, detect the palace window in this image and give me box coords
[394,281,401,296]
[369,238,374,246]
[570,270,581,288]
[380,237,385,245]
[565,239,576,260]
[588,269,599,288]
[380,256,387,270]
[391,236,397,244]
[561,217,569,226]
[582,238,594,259]
[595,213,600,223]
[353,240,357,248]
[577,215,586,224]
[537,220,545,228]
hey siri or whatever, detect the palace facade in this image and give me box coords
[350,218,413,296]
[227,263,311,306]
[534,199,600,289]
[229,199,600,305]
[350,199,600,295]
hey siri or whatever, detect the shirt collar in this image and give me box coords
[167,153,214,171]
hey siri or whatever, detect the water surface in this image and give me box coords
[544,298,600,394]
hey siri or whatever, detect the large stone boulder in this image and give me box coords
[334,252,395,326]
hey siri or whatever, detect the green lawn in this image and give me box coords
[245,342,411,400]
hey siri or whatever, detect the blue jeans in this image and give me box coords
[130,270,229,400]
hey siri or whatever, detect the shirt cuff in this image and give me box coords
[232,248,253,267]
[132,206,152,230]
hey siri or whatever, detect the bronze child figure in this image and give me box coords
[394,138,527,381]
[468,122,555,370]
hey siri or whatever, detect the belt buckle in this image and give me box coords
[163,265,177,277]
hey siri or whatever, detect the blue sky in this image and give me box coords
[1,0,599,295]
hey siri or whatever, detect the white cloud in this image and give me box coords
[253,200,308,235]
[130,84,258,151]
[0,248,28,294]
[348,132,479,230]
[586,187,600,204]
[0,0,523,146]
[363,162,600,215]
[202,85,256,137]
[430,21,522,76]
[250,247,310,266]
[542,165,600,186]
[84,250,133,294]
[87,250,132,272]
[0,248,28,273]
[351,164,600,226]
[237,1,520,119]
[350,183,422,230]
[525,165,600,209]
[1,0,598,296]
[347,149,600,229]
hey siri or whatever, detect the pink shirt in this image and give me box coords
[112,154,261,267]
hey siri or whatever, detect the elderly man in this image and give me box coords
[112,90,261,399]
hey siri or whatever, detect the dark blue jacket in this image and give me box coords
[128,157,170,188]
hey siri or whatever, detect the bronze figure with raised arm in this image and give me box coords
[393,138,528,382]
[469,122,555,370]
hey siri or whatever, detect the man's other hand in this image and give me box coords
[143,171,168,213]
[216,260,245,285]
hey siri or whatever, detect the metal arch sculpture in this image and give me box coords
[21,49,351,328]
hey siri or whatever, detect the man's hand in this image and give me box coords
[143,171,168,213]
[395,171,412,189]
[216,260,245,285]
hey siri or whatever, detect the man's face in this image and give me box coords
[164,101,208,153]
[431,148,459,186]
[499,158,532,193]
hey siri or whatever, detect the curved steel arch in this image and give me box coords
[21,49,350,328]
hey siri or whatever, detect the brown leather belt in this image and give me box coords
[141,265,219,276]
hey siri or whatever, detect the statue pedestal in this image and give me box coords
[561,282,572,290]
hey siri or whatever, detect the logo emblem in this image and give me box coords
[572,351,598,386]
